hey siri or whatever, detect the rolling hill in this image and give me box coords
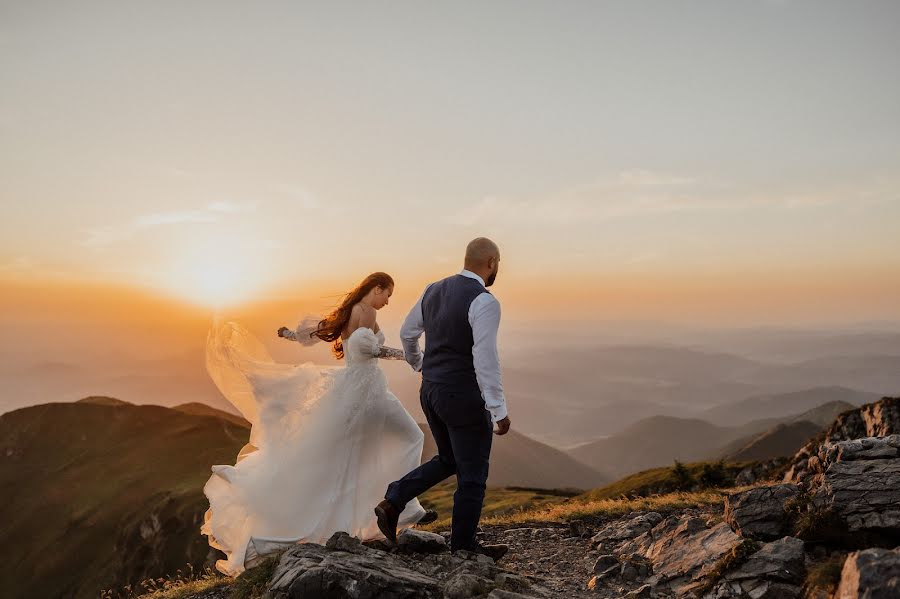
[720,420,822,462]
[567,416,740,479]
[715,400,855,461]
[0,400,250,599]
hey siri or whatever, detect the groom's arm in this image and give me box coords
[470,293,508,424]
[399,285,430,372]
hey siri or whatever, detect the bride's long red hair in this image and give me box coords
[311,272,394,359]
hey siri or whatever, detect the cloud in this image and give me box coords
[0,256,33,272]
[82,201,258,248]
[451,170,710,227]
[452,169,889,228]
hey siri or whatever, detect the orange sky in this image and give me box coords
[2,2,900,337]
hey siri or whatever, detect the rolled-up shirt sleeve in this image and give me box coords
[469,293,507,422]
[400,286,428,372]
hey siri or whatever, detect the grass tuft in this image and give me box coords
[476,489,731,527]
[804,554,847,595]
[228,556,280,599]
[101,563,230,599]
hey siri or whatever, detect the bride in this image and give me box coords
[201,272,435,576]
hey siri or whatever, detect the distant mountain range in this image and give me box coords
[567,389,878,478]
[702,386,879,426]
[6,327,900,448]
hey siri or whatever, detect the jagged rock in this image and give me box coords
[268,532,553,599]
[624,584,652,598]
[718,536,806,598]
[834,547,900,598]
[811,436,900,534]
[618,515,742,595]
[324,530,368,554]
[268,541,441,598]
[785,397,900,484]
[590,512,664,549]
[397,528,449,554]
[592,554,619,575]
[724,484,800,541]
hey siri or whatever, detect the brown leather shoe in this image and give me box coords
[374,499,400,545]
[455,542,509,561]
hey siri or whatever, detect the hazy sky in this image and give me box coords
[2,1,899,324]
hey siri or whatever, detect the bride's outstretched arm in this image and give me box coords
[276,317,322,346]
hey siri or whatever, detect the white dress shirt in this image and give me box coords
[400,270,507,423]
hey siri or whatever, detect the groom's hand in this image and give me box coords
[494,416,511,436]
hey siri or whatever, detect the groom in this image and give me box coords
[375,237,511,561]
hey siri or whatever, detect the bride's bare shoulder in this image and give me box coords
[347,302,377,334]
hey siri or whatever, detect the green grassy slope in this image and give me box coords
[0,401,249,599]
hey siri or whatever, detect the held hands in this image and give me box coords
[494,416,511,436]
[277,326,290,338]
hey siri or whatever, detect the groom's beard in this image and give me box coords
[485,270,497,287]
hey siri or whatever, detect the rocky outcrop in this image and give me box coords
[703,536,806,599]
[785,396,900,484]
[724,484,800,541]
[618,515,742,595]
[267,532,552,599]
[590,512,664,550]
[833,547,900,599]
[809,436,900,536]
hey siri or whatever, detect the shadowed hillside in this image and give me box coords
[0,400,250,599]
[567,416,740,479]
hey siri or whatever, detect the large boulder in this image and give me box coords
[267,532,553,599]
[810,436,900,535]
[724,484,801,541]
[268,540,441,598]
[618,515,742,595]
[834,547,900,599]
[590,512,664,550]
[716,536,806,599]
[397,528,449,554]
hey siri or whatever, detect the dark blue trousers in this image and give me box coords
[385,379,493,551]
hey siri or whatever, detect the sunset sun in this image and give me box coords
[158,241,267,308]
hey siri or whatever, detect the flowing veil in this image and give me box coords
[204,316,332,450]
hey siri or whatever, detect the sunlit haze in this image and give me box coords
[2,1,899,421]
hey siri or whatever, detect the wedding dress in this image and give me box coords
[200,320,427,576]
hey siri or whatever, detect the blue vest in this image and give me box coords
[421,274,489,388]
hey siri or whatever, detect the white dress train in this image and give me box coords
[200,321,427,576]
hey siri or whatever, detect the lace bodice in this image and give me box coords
[343,327,386,366]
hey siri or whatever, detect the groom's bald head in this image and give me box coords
[464,237,500,287]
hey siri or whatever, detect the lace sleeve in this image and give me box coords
[280,317,321,346]
[376,346,406,360]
